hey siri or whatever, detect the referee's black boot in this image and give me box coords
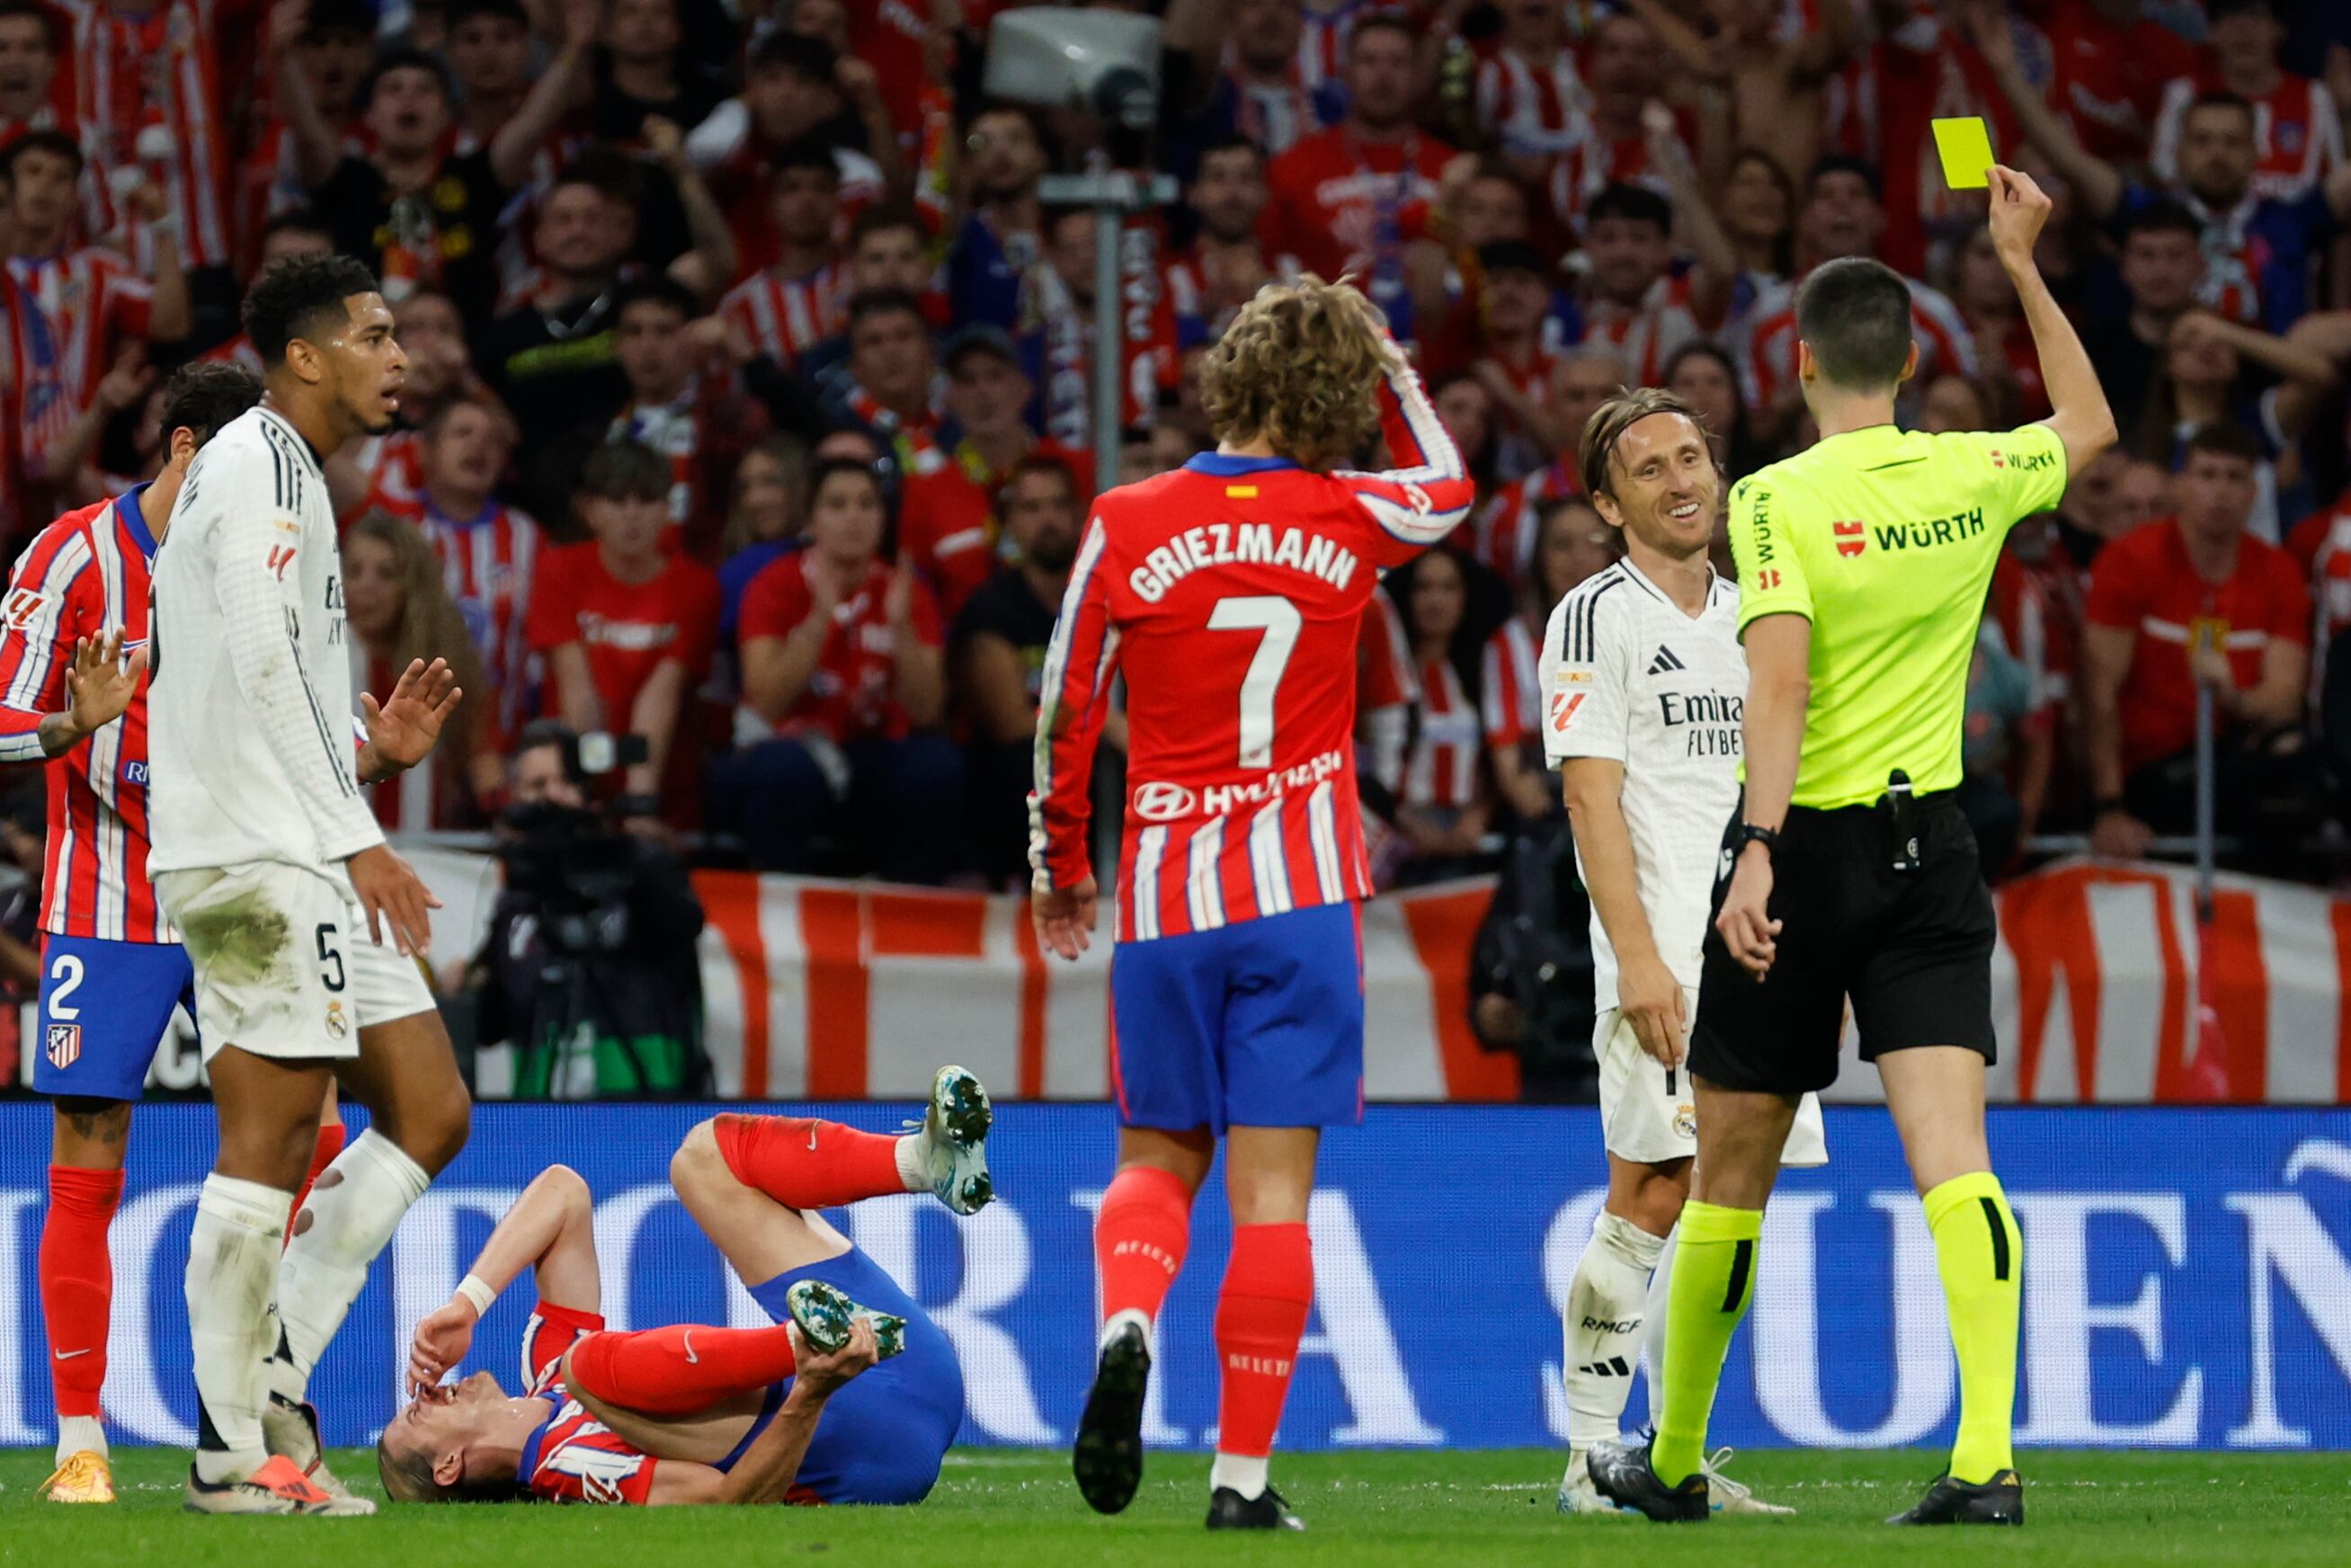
[1206,1483,1305,1531]
[1888,1469,2025,1526]
[1587,1436,1710,1522]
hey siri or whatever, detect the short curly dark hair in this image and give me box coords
[241,254,384,367]
[158,361,263,448]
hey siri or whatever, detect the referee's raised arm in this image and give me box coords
[1987,165,2118,474]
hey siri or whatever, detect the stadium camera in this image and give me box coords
[983,8,1162,129]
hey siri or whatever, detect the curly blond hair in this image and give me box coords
[1198,275,1392,472]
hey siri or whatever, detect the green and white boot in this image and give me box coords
[785,1278,907,1360]
[906,1064,994,1216]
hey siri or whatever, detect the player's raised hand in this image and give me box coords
[788,1318,881,1402]
[65,629,141,738]
[1032,875,1098,962]
[1985,165,2052,269]
[348,842,441,957]
[408,1296,480,1394]
[361,656,464,774]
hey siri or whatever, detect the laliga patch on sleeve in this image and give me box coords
[1931,117,1995,191]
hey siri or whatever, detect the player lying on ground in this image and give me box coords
[1545,386,1831,1516]
[0,361,452,1505]
[1588,167,2115,1528]
[379,1065,993,1505]
[1032,273,1472,1531]
[148,255,478,1516]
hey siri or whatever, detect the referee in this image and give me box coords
[1590,167,2115,1528]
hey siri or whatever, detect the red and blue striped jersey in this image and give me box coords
[1030,361,1472,941]
[513,1300,662,1506]
[0,490,169,941]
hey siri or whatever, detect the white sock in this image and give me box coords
[269,1131,430,1405]
[186,1174,292,1483]
[1099,1305,1153,1357]
[56,1413,107,1466]
[894,1134,927,1193]
[1210,1451,1269,1500]
[1644,1224,1679,1429]
[1563,1210,1668,1449]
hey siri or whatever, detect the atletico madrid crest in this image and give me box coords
[46,1023,81,1070]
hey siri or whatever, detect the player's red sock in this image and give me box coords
[565,1322,799,1415]
[1213,1223,1313,1458]
[40,1165,124,1420]
[712,1114,909,1209]
[287,1122,347,1250]
[1095,1165,1194,1327]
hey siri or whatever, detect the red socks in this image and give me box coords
[1214,1223,1314,1458]
[713,1114,909,1210]
[566,1322,799,1415]
[40,1165,124,1420]
[1095,1165,1194,1328]
[288,1122,347,1249]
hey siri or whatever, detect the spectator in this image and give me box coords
[2083,423,2315,867]
[1167,138,1280,350]
[2117,458,2176,532]
[716,138,844,372]
[202,209,334,376]
[594,273,771,559]
[1575,177,1735,392]
[1430,370,1502,514]
[343,512,498,828]
[1662,339,1765,484]
[1429,240,1560,443]
[1540,8,1689,227]
[275,14,594,325]
[2081,200,2210,410]
[901,325,1084,621]
[407,395,544,751]
[2151,0,2343,207]
[1949,224,2052,422]
[1719,146,1797,294]
[1263,15,1451,336]
[4,132,188,417]
[445,0,539,149]
[1919,371,2017,436]
[526,440,722,824]
[1021,205,1179,451]
[1404,158,1538,338]
[593,0,727,145]
[948,104,1049,333]
[1474,0,1589,163]
[726,456,961,881]
[1959,621,2041,878]
[1465,346,1625,592]
[1484,495,1617,826]
[1737,156,1977,423]
[1118,423,1202,486]
[1980,13,2351,336]
[0,0,105,245]
[717,434,812,645]
[952,455,1086,887]
[2129,307,2339,542]
[773,204,947,388]
[813,288,944,483]
[1989,516,2080,830]
[1387,546,1492,882]
[1171,0,1316,160]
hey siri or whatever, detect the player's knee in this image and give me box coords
[391,1077,473,1175]
[670,1118,729,1203]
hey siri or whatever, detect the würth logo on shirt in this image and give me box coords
[1832,520,1866,558]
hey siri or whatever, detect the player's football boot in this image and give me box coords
[1887,1469,2025,1526]
[1073,1319,1151,1514]
[263,1392,377,1514]
[906,1064,993,1215]
[1555,1450,1619,1514]
[1207,1484,1305,1531]
[785,1278,908,1360]
[1704,1448,1794,1516]
[1586,1436,1709,1522]
[183,1454,370,1515]
[40,1449,114,1504]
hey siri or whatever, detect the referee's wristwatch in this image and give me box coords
[1734,823,1780,858]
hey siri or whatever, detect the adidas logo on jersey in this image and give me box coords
[1647,646,1685,675]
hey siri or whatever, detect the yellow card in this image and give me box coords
[1931,117,1995,190]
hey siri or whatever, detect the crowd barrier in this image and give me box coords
[3,1101,2348,1452]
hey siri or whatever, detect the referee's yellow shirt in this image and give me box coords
[1726,423,2069,811]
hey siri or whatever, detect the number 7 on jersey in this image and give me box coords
[1207,595,1302,769]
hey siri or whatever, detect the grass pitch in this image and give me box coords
[2,1447,2347,1566]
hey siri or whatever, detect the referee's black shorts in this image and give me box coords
[1689,790,1997,1096]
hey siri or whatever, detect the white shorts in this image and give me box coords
[156,861,437,1065]
[1596,987,1829,1168]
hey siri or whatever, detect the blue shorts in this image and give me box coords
[31,934,195,1102]
[1109,902,1365,1136]
[744,1247,963,1504]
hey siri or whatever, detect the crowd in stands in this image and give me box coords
[0,0,2346,893]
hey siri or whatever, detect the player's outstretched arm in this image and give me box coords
[23,631,142,758]
[1987,165,2117,476]
[358,656,464,783]
[409,1165,602,1391]
[643,1322,881,1505]
[0,538,98,763]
